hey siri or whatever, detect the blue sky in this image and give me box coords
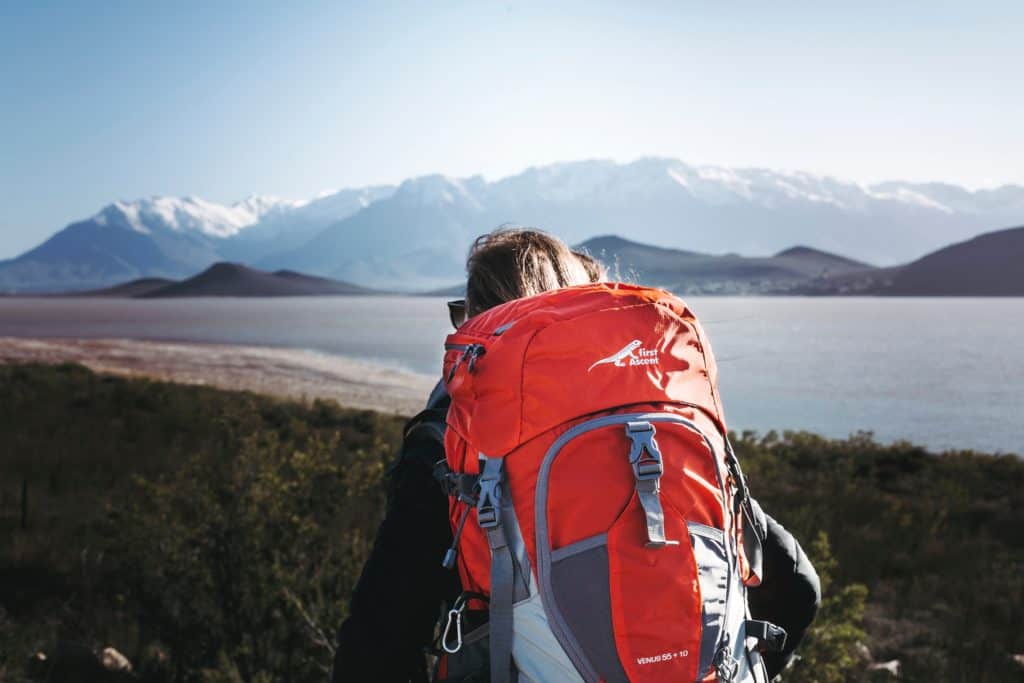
[2,1,1022,257]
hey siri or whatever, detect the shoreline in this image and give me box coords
[0,336,436,416]
[1,335,1018,457]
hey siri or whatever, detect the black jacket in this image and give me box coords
[333,393,820,682]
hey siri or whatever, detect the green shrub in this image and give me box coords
[0,364,402,681]
[783,532,869,683]
[736,429,1024,681]
[1,364,1022,681]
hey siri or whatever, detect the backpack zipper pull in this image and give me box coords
[446,345,472,383]
[445,344,486,384]
[441,502,474,570]
[466,344,486,373]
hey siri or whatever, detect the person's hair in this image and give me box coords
[465,227,604,317]
[572,249,607,283]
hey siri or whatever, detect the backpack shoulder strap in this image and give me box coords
[387,381,449,484]
[403,380,450,448]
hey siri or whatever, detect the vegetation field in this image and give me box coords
[0,363,1021,681]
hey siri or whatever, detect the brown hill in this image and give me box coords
[140,263,375,298]
[883,225,1024,295]
[577,235,874,294]
[72,277,178,297]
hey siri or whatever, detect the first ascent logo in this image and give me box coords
[587,339,660,372]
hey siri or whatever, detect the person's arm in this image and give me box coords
[332,436,459,682]
[746,499,821,680]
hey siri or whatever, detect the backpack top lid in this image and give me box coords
[443,282,726,456]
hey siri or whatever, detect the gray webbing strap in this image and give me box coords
[724,437,765,579]
[625,422,676,548]
[501,482,532,603]
[477,456,516,683]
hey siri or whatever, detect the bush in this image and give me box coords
[117,429,391,680]
[2,364,1022,681]
[736,429,1024,681]
[0,364,402,681]
[783,532,869,683]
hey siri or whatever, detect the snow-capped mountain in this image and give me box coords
[0,195,304,292]
[97,195,302,238]
[261,175,483,289]
[476,159,1024,259]
[3,158,1023,292]
[261,159,1024,289]
[221,186,395,262]
[0,191,388,292]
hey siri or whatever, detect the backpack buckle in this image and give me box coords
[634,459,664,481]
[744,619,788,653]
[626,421,665,481]
[477,501,500,529]
[476,456,504,530]
[625,422,677,548]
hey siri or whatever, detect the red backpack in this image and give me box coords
[437,283,782,683]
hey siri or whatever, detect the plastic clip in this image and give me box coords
[476,460,503,529]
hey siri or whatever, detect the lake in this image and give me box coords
[1,295,1021,455]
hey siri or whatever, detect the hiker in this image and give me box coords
[333,228,819,682]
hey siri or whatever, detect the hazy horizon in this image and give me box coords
[3,1,1024,257]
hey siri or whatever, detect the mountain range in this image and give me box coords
[59,224,1024,299]
[2,158,1023,293]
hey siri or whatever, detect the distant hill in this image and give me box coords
[772,245,871,274]
[420,283,465,298]
[882,226,1024,296]
[138,263,375,298]
[576,235,875,295]
[794,225,1024,296]
[74,277,178,298]
[276,228,1024,299]
[423,235,877,296]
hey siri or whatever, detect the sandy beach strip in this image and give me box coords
[0,337,436,416]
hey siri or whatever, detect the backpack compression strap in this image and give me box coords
[407,385,520,681]
[625,421,675,548]
[412,382,527,681]
[723,437,765,581]
[477,456,518,683]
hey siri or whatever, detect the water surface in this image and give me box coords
[1,296,1020,454]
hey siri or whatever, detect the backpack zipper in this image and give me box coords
[444,342,487,383]
[443,319,513,382]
